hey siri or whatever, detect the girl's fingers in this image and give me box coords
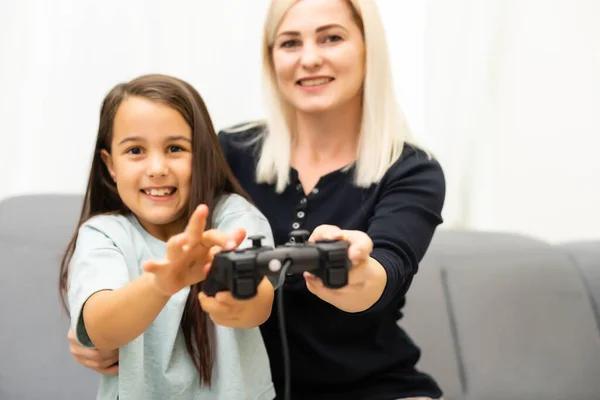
[185,205,209,246]
[230,228,247,248]
[142,259,164,274]
[166,233,187,261]
[201,229,239,250]
[210,245,223,257]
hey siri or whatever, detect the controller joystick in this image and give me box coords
[289,229,309,243]
[248,235,265,248]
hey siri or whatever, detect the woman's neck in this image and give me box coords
[292,103,362,165]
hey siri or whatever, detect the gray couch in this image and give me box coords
[1,194,599,400]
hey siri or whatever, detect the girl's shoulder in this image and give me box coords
[212,193,274,251]
[80,212,134,235]
[75,213,140,251]
[213,193,264,223]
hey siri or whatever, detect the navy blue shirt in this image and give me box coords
[218,125,445,400]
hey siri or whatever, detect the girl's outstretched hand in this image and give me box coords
[142,205,246,296]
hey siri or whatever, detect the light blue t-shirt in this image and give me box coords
[67,194,276,400]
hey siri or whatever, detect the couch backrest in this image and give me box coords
[402,230,600,400]
[0,194,99,400]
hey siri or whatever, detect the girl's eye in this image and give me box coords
[169,145,183,153]
[127,147,142,155]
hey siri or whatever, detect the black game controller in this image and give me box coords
[202,229,351,300]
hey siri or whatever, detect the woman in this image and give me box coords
[67,1,446,399]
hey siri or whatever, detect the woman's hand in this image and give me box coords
[198,277,274,329]
[67,328,119,375]
[142,205,245,296]
[304,225,387,313]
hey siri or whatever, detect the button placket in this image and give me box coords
[291,184,309,231]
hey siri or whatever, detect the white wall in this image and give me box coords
[425,0,600,242]
[1,0,598,243]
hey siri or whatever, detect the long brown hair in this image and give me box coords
[58,73,249,386]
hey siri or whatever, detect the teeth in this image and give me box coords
[299,78,332,86]
[144,188,174,197]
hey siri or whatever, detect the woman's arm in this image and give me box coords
[306,152,446,313]
[67,328,119,375]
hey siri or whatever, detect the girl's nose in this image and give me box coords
[147,153,168,177]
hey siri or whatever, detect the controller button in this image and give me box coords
[327,268,348,287]
[235,259,254,272]
[327,249,347,260]
[268,259,282,272]
[235,278,257,298]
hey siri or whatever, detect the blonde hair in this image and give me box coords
[236,0,421,193]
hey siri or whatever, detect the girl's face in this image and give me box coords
[271,0,365,116]
[101,96,192,241]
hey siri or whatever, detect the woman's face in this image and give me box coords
[271,0,365,115]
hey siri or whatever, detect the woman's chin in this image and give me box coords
[294,101,337,115]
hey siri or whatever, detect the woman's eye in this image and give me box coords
[169,145,183,152]
[280,39,299,48]
[127,147,142,155]
[324,35,342,43]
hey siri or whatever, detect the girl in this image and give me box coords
[59,74,276,400]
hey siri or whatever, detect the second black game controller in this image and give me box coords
[202,230,351,300]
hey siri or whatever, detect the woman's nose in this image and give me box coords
[300,42,323,69]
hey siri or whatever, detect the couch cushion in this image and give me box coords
[562,242,600,331]
[438,233,600,400]
[0,240,99,399]
[404,230,600,400]
[403,230,558,400]
[402,245,464,400]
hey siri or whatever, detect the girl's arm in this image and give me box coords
[72,205,243,351]
[82,273,171,351]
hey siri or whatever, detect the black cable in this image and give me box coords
[276,260,293,400]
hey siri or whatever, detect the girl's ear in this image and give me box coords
[100,149,117,182]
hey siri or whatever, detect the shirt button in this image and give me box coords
[300,198,307,204]
[296,184,303,191]
[292,222,300,229]
[311,188,319,195]
[297,211,305,218]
